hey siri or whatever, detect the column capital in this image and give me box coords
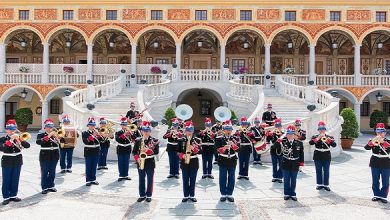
[131,42,137,47]
[220,42,226,47]
[264,43,271,47]
[354,44,362,48]
[42,42,50,46]
[87,43,94,47]
[175,42,182,46]
[309,44,316,48]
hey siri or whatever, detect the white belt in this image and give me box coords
[41,147,59,150]
[240,143,252,146]
[372,153,389,158]
[315,148,330,152]
[254,136,261,138]
[283,156,299,160]
[219,153,238,158]
[145,155,155,159]
[190,155,198,159]
[118,144,132,147]
[202,143,214,146]
[2,152,22,156]
[85,144,100,148]
[167,142,178,145]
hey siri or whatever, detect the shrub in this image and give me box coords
[164,107,176,128]
[15,108,33,126]
[340,108,359,139]
[369,110,389,129]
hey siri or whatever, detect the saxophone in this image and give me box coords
[185,135,192,164]
[139,136,147,170]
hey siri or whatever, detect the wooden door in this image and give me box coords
[5,102,17,124]
[315,61,323,75]
[193,61,208,69]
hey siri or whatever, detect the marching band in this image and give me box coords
[1,102,390,206]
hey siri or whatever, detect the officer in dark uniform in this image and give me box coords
[251,117,265,165]
[266,118,284,183]
[1,120,30,205]
[59,115,77,173]
[274,125,304,201]
[163,118,181,179]
[364,123,390,204]
[97,117,113,170]
[133,121,160,203]
[115,116,133,181]
[132,118,143,139]
[125,102,137,121]
[82,117,102,186]
[212,121,223,164]
[262,103,277,126]
[236,117,254,180]
[178,121,201,202]
[36,118,64,194]
[309,121,336,191]
[216,120,239,202]
[198,117,216,179]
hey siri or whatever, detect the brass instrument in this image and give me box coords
[274,129,282,136]
[14,130,31,142]
[139,136,147,170]
[320,135,328,143]
[171,130,178,139]
[185,135,192,164]
[128,124,138,132]
[52,127,65,138]
[372,135,384,146]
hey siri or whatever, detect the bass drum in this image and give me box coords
[62,126,77,148]
[254,138,269,154]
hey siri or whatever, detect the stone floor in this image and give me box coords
[0,133,389,220]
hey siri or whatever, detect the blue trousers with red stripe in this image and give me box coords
[138,168,154,197]
[2,165,21,199]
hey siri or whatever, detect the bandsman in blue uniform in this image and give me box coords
[266,118,284,183]
[251,117,265,165]
[36,118,64,194]
[163,118,181,179]
[309,121,337,191]
[212,121,223,164]
[97,117,113,170]
[133,121,160,203]
[364,123,390,204]
[274,125,304,201]
[293,119,306,173]
[115,116,133,181]
[82,117,103,186]
[216,120,239,202]
[262,103,277,126]
[1,120,30,205]
[236,117,255,180]
[178,121,201,202]
[59,115,78,174]
[198,117,216,179]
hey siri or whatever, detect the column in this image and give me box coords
[87,43,93,81]
[0,101,5,132]
[354,44,361,86]
[309,44,316,84]
[353,103,361,133]
[42,43,50,83]
[41,100,48,130]
[0,43,5,84]
[220,43,226,70]
[264,44,271,88]
[175,43,181,69]
[131,43,137,87]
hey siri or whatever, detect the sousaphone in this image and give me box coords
[214,106,232,122]
[175,104,193,120]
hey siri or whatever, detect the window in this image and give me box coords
[240,10,252,21]
[200,100,212,116]
[339,101,347,113]
[376,12,387,22]
[63,10,74,20]
[195,10,207,20]
[285,11,296,21]
[330,11,341,21]
[19,10,29,20]
[156,59,169,64]
[232,59,246,74]
[50,99,60,114]
[383,102,390,116]
[151,10,163,20]
[361,102,370,117]
[106,10,117,20]
[6,58,19,63]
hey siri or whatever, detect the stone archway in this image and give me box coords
[177,88,223,130]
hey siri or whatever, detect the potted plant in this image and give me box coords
[63,66,74,73]
[19,66,29,73]
[164,107,176,128]
[340,108,359,149]
[370,110,389,132]
[239,67,249,74]
[283,67,295,74]
[372,68,387,75]
[150,66,162,74]
[15,108,33,132]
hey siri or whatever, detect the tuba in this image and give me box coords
[185,135,192,164]
[175,104,193,120]
[139,136,147,170]
[214,106,232,122]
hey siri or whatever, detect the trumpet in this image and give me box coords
[240,127,248,133]
[14,130,31,142]
[274,129,282,136]
[372,135,384,146]
[171,130,178,139]
[128,124,138,132]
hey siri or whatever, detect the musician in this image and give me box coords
[82,117,103,186]
[178,121,201,202]
[235,117,254,180]
[133,121,160,203]
[132,118,143,139]
[0,120,30,205]
[309,121,337,191]
[163,118,181,179]
[266,118,284,183]
[364,123,390,204]
[212,121,223,164]
[251,117,265,165]
[125,102,137,121]
[274,125,304,201]
[59,115,78,174]
[262,103,277,126]
[198,118,216,179]
[216,120,239,202]
[97,117,113,170]
[36,119,64,194]
[115,117,133,181]
[294,119,306,141]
